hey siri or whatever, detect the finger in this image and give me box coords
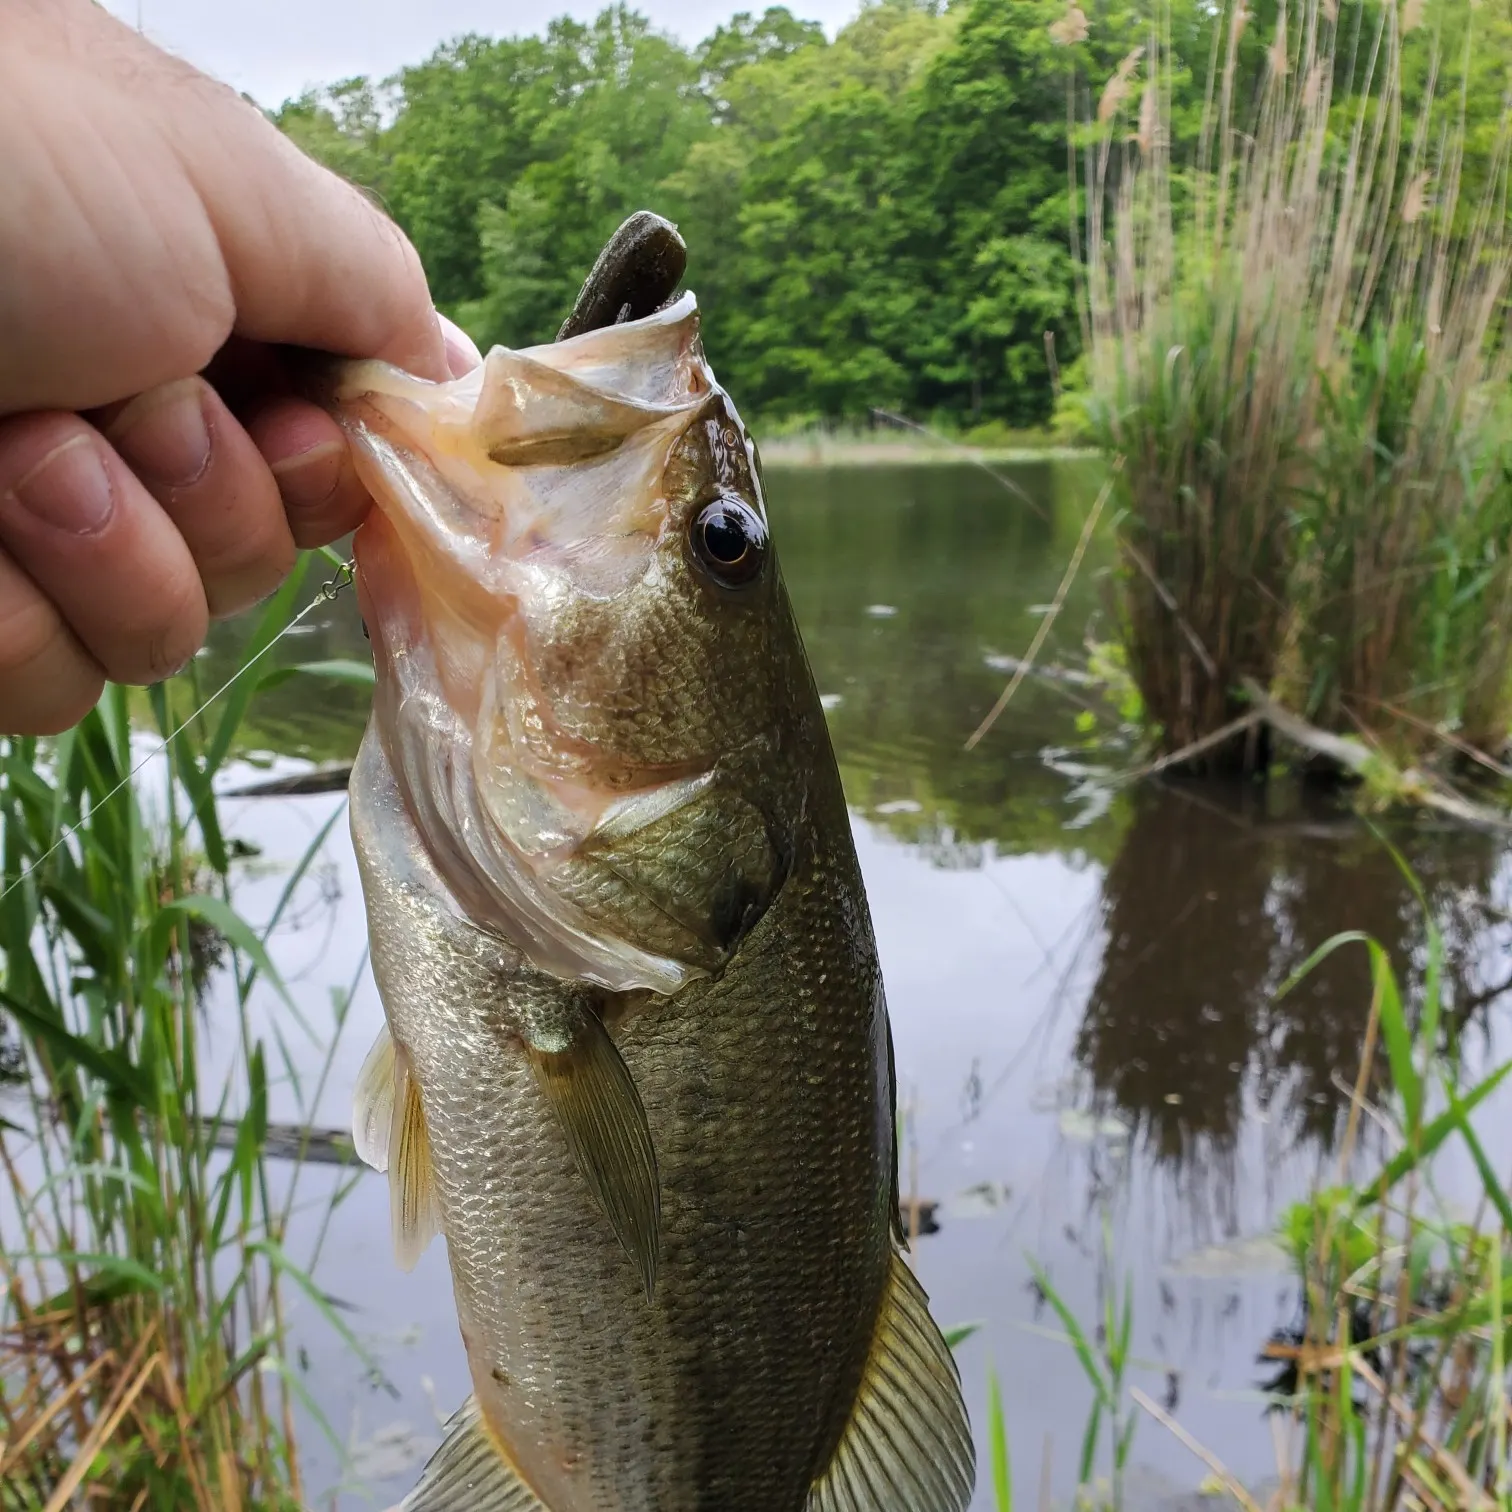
[244,398,375,548]
[97,377,297,619]
[0,546,105,736]
[0,413,208,685]
[163,81,446,378]
[2,5,445,415]
[439,314,483,378]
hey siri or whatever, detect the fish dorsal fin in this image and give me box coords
[523,1004,661,1300]
[400,1396,545,1512]
[353,1022,397,1173]
[389,1043,441,1271]
[807,1252,975,1512]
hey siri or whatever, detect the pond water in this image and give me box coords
[202,458,1512,1510]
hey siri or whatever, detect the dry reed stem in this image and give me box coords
[41,1327,159,1512]
[0,1347,111,1477]
[1354,1353,1498,1510]
[1085,0,1512,773]
[1132,1387,1266,1512]
[966,462,1118,749]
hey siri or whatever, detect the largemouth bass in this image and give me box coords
[331,213,974,1512]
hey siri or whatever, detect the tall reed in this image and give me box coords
[0,556,362,1509]
[1082,0,1512,770]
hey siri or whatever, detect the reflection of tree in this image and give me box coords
[1075,783,1278,1167]
[773,459,1122,864]
[1076,781,1510,1173]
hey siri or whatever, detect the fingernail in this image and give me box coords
[9,435,115,534]
[439,312,483,378]
[107,378,212,489]
[271,440,345,510]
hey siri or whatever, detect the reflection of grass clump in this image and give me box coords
[1085,0,1512,776]
[984,847,1511,1511]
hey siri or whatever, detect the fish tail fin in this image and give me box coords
[524,1005,661,1300]
[807,1251,976,1512]
[400,1396,547,1512]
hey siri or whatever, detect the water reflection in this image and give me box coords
[1079,780,1511,1174]
[188,456,1511,1508]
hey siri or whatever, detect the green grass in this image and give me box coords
[0,555,365,1509]
[1082,0,1512,775]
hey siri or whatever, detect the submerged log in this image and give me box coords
[222,764,354,797]
[1239,680,1512,833]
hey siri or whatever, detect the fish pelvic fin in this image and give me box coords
[399,1395,546,1512]
[524,1006,661,1300]
[389,1043,442,1271]
[353,1022,397,1173]
[807,1251,976,1512]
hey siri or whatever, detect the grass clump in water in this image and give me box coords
[0,558,362,1509]
[977,844,1512,1511]
[1252,865,1512,1511]
[1082,0,1512,775]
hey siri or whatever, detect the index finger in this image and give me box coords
[172,97,448,381]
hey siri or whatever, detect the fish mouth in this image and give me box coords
[330,296,726,995]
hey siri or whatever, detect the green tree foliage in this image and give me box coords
[274,0,1512,427]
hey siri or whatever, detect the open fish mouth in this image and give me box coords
[326,224,773,998]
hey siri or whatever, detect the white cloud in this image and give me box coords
[100,0,859,109]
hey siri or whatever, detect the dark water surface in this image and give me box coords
[205,460,1512,1509]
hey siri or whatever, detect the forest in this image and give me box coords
[272,0,1508,431]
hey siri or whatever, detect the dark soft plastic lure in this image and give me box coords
[556,210,687,342]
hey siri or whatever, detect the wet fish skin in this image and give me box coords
[334,229,973,1512]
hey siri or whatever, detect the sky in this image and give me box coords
[100,0,860,109]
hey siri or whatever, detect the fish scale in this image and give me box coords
[331,214,973,1512]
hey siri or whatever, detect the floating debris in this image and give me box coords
[1056,1108,1132,1144]
[943,1181,1011,1219]
[1164,1235,1291,1279]
[223,763,354,797]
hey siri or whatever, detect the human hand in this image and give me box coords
[0,0,481,735]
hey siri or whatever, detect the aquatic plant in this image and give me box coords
[1083,0,1512,775]
[0,555,363,1509]
[1129,847,1512,1510]
[1249,871,1512,1512]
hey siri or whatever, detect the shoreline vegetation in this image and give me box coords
[2,0,1511,1508]
[756,425,1096,467]
[1077,0,1512,802]
[0,564,366,1511]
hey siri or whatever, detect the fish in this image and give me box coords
[328,211,975,1512]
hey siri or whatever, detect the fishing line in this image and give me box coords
[0,557,358,905]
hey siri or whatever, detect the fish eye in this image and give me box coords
[690,496,768,589]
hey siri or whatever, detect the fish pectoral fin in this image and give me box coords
[401,1396,546,1512]
[524,1007,661,1300]
[389,1045,442,1272]
[807,1251,976,1512]
[353,1022,397,1173]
